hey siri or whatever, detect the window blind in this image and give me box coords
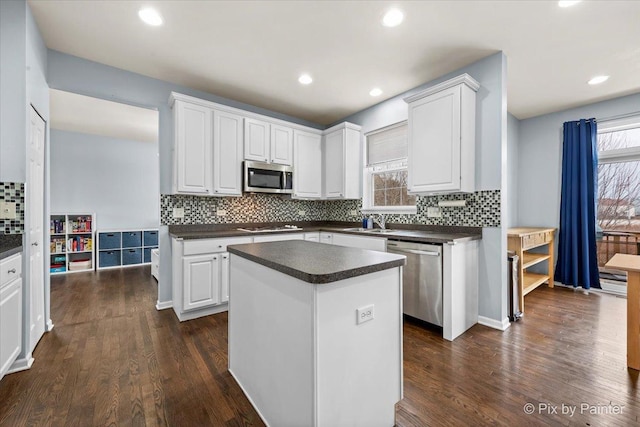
[366,123,408,166]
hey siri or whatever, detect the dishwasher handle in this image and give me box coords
[389,247,440,257]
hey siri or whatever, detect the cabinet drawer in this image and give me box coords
[123,248,143,265]
[143,231,158,246]
[522,232,550,250]
[99,250,121,268]
[183,237,252,255]
[99,232,121,250]
[122,232,142,248]
[1,254,22,288]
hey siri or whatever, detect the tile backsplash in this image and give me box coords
[161,189,500,227]
[0,182,25,234]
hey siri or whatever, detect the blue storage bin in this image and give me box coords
[99,232,121,250]
[99,250,121,268]
[122,231,142,248]
[122,248,143,265]
[143,247,157,263]
[143,230,158,246]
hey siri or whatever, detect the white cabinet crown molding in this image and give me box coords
[322,121,362,134]
[169,92,323,135]
[403,73,480,104]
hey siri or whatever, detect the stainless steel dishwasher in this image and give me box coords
[387,240,443,326]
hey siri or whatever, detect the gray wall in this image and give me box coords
[50,129,160,230]
[507,113,520,228]
[339,52,509,324]
[47,49,325,305]
[517,92,640,230]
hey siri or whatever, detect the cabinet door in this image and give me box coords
[293,130,323,199]
[175,101,213,194]
[213,110,244,196]
[323,129,344,198]
[252,233,305,243]
[304,232,320,242]
[331,233,386,251]
[270,124,293,165]
[0,279,22,378]
[220,253,230,303]
[244,118,270,162]
[319,232,333,245]
[408,85,461,193]
[183,254,220,311]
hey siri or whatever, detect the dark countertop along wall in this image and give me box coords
[0,234,23,260]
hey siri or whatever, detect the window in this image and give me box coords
[596,115,640,290]
[362,121,417,214]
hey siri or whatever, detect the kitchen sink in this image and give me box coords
[342,227,368,232]
[365,229,398,234]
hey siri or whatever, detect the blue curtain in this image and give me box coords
[554,118,600,289]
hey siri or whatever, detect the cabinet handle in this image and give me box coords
[213,256,218,260]
[32,242,39,246]
[223,255,228,260]
[218,245,223,248]
[8,268,16,274]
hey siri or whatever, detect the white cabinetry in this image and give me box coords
[172,236,251,321]
[304,232,319,242]
[213,110,244,196]
[323,122,361,199]
[253,233,304,243]
[331,233,386,252]
[293,130,323,199]
[1,253,22,380]
[244,119,293,166]
[404,74,479,194]
[174,100,212,194]
[319,232,333,245]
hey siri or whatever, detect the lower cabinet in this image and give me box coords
[172,236,250,321]
[1,254,22,381]
[331,232,386,251]
[98,229,158,270]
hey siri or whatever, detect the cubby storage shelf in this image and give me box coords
[97,229,158,270]
[49,213,96,275]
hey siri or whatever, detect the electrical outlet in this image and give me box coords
[216,209,227,216]
[298,210,306,216]
[172,207,185,219]
[349,209,358,216]
[356,304,374,325]
[427,207,442,218]
[0,201,16,219]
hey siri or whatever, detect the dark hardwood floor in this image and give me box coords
[1,267,638,426]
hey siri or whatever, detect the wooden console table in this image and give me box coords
[605,254,640,370]
[507,227,556,314]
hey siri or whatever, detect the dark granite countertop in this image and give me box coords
[169,222,481,245]
[0,234,23,260]
[228,240,406,284]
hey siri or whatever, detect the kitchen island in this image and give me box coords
[227,240,405,427]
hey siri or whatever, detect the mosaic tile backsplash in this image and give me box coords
[161,190,500,227]
[0,182,25,234]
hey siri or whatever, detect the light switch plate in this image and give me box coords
[427,207,442,218]
[216,209,227,217]
[356,304,374,325]
[298,210,306,216]
[172,207,185,219]
[349,209,358,216]
[0,201,16,219]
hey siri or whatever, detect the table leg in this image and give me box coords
[547,239,554,289]
[628,272,640,370]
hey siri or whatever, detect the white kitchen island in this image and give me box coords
[227,240,406,427]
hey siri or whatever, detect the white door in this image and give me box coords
[323,129,344,198]
[175,101,212,194]
[213,110,243,196]
[220,253,230,303]
[293,130,322,199]
[28,106,46,351]
[183,254,220,311]
[270,124,293,165]
[244,118,270,162]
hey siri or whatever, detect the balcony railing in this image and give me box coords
[598,230,640,282]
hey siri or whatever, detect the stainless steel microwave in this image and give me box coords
[243,161,293,194]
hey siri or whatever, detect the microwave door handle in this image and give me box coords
[281,172,286,190]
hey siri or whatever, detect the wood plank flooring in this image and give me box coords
[1,267,638,426]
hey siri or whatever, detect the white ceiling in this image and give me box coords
[30,0,640,126]
[50,89,158,143]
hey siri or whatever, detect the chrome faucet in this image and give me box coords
[373,213,386,230]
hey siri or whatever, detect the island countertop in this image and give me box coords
[227,240,406,284]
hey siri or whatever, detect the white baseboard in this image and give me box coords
[478,316,510,331]
[174,303,228,321]
[47,319,54,331]
[229,369,270,427]
[7,353,35,374]
[155,300,173,310]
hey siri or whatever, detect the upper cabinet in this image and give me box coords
[213,110,244,196]
[323,122,361,199]
[404,74,479,195]
[244,119,293,166]
[173,100,213,194]
[293,130,323,199]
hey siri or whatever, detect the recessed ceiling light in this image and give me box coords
[588,75,609,85]
[298,74,313,85]
[382,8,404,27]
[138,7,163,26]
[369,88,383,97]
[558,1,582,7]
